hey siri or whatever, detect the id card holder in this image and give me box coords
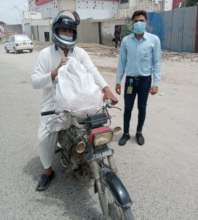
[127,79,133,94]
[127,86,133,94]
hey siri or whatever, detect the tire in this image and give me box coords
[5,47,9,53]
[14,48,18,54]
[105,187,134,220]
[29,49,33,53]
[123,208,134,220]
[97,168,134,220]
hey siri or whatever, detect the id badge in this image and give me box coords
[127,78,133,94]
[127,86,133,94]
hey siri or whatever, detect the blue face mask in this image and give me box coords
[133,21,146,34]
[59,34,73,41]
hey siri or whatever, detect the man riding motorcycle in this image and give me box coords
[31,10,118,191]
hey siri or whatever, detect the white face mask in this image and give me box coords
[59,34,73,41]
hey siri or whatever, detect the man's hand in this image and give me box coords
[103,86,118,105]
[115,84,121,95]
[51,57,68,80]
[150,86,159,95]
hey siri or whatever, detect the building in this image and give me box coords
[24,0,173,43]
[27,0,172,21]
[0,21,6,39]
[28,0,119,20]
[0,21,23,40]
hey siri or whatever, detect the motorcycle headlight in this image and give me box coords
[94,131,113,146]
[75,141,86,154]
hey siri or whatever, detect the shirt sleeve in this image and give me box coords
[80,49,108,89]
[152,36,161,86]
[116,38,127,84]
[31,50,53,89]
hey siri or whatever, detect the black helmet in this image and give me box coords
[52,10,80,49]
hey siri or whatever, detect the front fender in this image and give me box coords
[102,169,132,208]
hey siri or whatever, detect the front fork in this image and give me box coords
[89,149,118,219]
[89,160,109,219]
[107,149,118,174]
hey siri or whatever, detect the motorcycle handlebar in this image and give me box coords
[40,101,121,117]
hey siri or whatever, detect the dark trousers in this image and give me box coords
[123,75,151,134]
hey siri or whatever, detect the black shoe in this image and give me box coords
[36,171,55,191]
[118,133,130,146]
[136,133,145,145]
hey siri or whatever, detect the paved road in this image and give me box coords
[0,44,198,220]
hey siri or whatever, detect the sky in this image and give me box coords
[0,0,28,24]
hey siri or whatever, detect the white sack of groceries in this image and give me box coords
[55,57,103,117]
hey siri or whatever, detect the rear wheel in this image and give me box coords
[29,49,33,53]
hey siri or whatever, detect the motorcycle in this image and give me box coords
[44,102,134,220]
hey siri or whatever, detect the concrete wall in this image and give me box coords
[24,23,32,38]
[29,22,51,42]
[101,22,114,45]
[76,0,119,20]
[29,20,99,43]
[58,0,75,11]
[31,25,40,40]
[101,19,123,46]
[38,25,51,42]
[29,0,118,20]
[118,0,162,18]
[28,0,58,19]
[165,0,173,10]
[5,25,23,34]
[77,21,99,43]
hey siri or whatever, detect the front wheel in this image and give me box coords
[96,168,134,220]
[123,208,134,220]
[105,186,134,220]
[14,48,18,54]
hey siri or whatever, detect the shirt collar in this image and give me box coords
[131,32,148,41]
[56,45,74,56]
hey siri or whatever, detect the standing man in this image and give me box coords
[115,10,161,146]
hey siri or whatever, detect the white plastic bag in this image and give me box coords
[55,57,103,117]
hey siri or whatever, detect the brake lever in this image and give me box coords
[111,106,122,111]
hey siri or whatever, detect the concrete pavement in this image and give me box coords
[0,44,198,220]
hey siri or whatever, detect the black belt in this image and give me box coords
[126,75,151,80]
[41,110,56,116]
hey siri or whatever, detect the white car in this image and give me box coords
[4,34,33,53]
